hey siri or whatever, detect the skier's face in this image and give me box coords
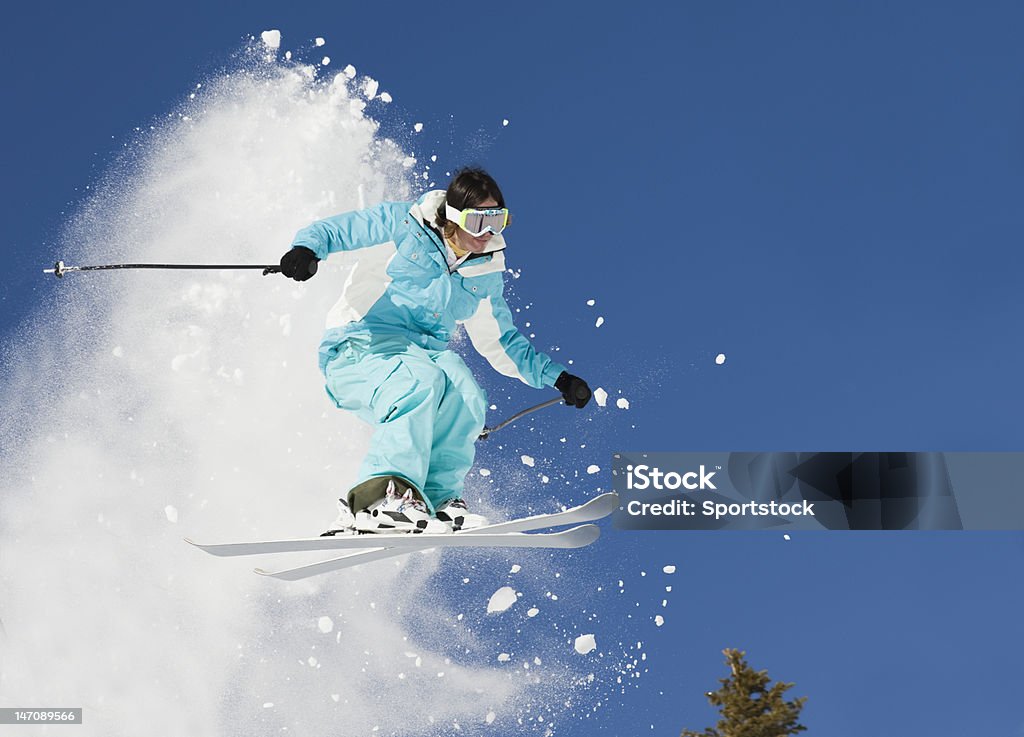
[453,198,499,253]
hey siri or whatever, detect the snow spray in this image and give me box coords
[0,39,597,736]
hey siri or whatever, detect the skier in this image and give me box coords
[279,168,592,535]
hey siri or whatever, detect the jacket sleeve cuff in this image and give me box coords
[290,228,330,260]
[542,362,567,389]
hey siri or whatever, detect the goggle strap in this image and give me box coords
[445,203,465,227]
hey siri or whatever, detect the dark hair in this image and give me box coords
[435,167,506,237]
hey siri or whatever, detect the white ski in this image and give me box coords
[253,492,619,581]
[188,524,598,556]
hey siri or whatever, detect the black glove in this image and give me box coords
[555,371,592,409]
[279,246,319,281]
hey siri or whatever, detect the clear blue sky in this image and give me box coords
[3,1,1023,735]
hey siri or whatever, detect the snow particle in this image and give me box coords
[527,607,539,618]
[321,56,331,66]
[655,615,665,627]
[784,534,791,541]
[379,92,393,103]
[486,711,496,724]
[164,505,178,523]
[363,78,378,99]
[318,616,334,633]
[315,37,326,46]
[586,465,600,475]
[715,353,727,365]
[616,397,630,410]
[414,123,424,133]
[502,119,509,126]
[595,316,605,328]
[593,387,608,407]
[260,30,281,49]
[510,564,521,574]
[662,565,676,574]
[479,468,491,477]
[342,64,356,79]
[487,587,518,614]
[574,634,597,655]
[498,653,511,662]
[521,455,535,467]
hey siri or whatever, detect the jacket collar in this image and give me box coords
[409,189,507,255]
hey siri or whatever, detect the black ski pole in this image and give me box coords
[43,259,317,279]
[45,258,579,439]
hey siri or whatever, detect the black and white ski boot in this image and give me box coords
[355,479,449,534]
[435,498,489,531]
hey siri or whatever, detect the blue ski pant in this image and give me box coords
[322,334,487,511]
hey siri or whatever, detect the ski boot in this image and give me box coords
[351,477,449,534]
[435,498,489,531]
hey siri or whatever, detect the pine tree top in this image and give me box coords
[681,649,807,737]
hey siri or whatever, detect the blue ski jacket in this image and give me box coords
[290,190,566,388]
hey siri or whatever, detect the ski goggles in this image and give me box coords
[445,203,509,236]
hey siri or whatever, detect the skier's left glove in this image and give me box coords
[279,246,319,281]
[555,371,592,409]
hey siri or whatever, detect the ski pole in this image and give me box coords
[478,396,571,440]
[45,257,577,440]
[43,259,317,279]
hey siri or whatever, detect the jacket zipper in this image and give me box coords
[414,219,505,275]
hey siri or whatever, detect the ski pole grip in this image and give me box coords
[263,259,318,277]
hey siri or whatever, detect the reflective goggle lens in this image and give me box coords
[462,209,508,235]
[446,204,509,236]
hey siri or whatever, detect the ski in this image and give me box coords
[187,523,600,557]
[255,545,437,580]
[253,492,619,580]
